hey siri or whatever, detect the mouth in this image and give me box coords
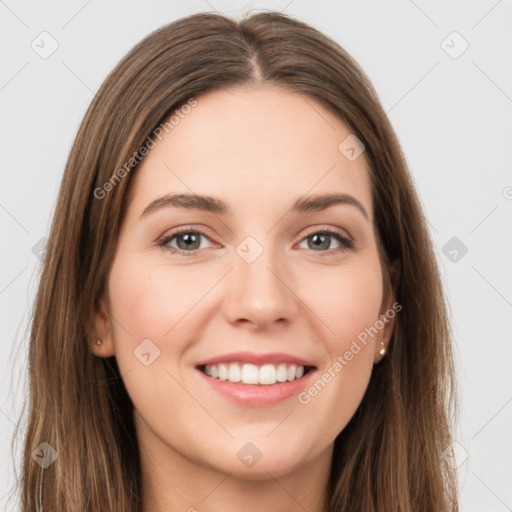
[196,362,316,386]
[194,351,318,406]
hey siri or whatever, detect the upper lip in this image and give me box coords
[195,351,316,368]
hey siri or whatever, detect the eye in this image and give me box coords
[297,228,355,254]
[157,226,355,256]
[158,228,214,255]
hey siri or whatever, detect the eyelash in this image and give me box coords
[157,225,355,256]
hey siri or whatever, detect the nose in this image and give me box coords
[223,245,298,330]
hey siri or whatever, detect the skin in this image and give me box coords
[93,84,398,512]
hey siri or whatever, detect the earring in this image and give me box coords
[95,339,102,346]
[379,342,386,356]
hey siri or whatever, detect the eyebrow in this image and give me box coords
[140,192,369,221]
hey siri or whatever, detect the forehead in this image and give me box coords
[129,84,373,220]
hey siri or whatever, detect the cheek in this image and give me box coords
[105,255,205,423]
[108,265,167,343]
[108,255,206,340]
[107,254,220,376]
[301,259,383,350]
[293,260,383,437]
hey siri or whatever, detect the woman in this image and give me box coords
[16,10,459,511]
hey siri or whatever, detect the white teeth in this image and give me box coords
[218,363,228,381]
[227,362,241,382]
[201,362,308,385]
[241,363,259,384]
[259,364,276,385]
[276,363,288,382]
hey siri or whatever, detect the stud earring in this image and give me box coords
[95,339,102,346]
[379,342,386,356]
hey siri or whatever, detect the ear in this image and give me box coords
[374,258,400,364]
[90,295,116,358]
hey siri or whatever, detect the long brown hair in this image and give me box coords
[13,10,458,511]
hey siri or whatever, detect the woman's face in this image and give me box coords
[93,84,396,479]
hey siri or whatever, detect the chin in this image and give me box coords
[197,436,318,480]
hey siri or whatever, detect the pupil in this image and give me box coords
[310,234,328,250]
[178,233,199,250]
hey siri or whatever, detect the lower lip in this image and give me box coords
[196,368,316,407]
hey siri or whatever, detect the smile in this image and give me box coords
[199,362,315,385]
[194,351,318,406]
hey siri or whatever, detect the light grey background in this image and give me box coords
[1,1,511,510]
